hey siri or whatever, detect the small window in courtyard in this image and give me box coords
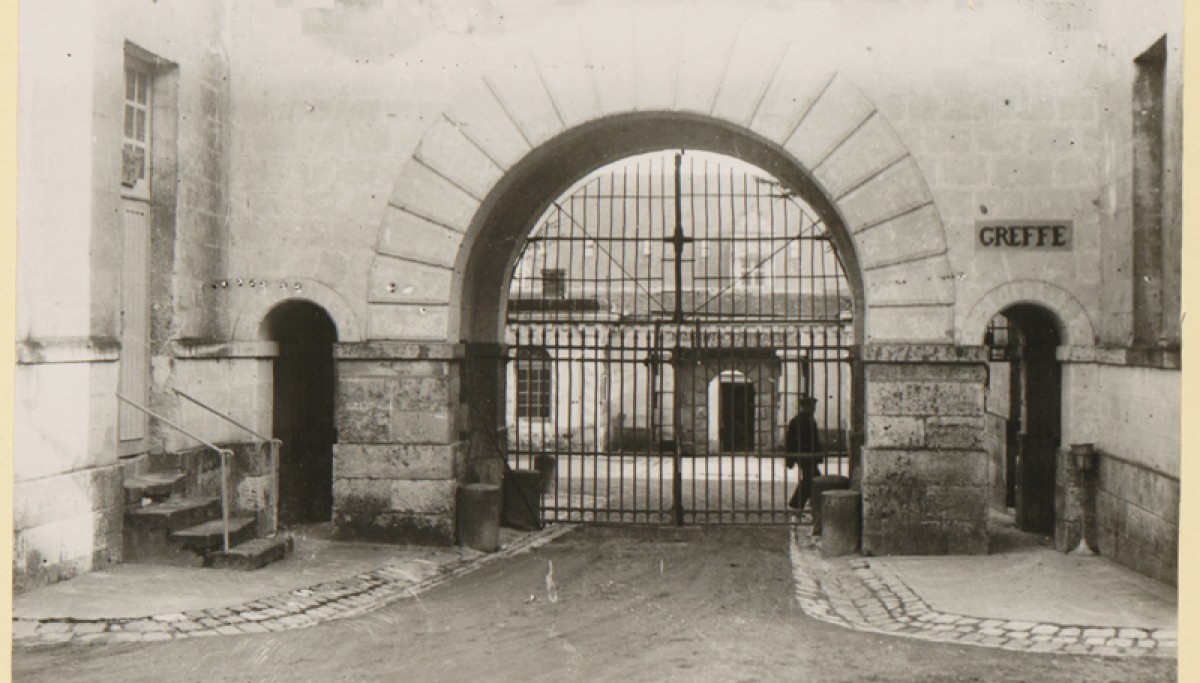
[122,59,153,197]
[515,347,552,419]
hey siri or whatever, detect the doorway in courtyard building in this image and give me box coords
[984,305,1061,537]
[268,301,337,526]
[504,150,856,525]
[716,375,755,452]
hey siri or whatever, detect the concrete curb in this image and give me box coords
[12,524,577,647]
[789,529,1176,658]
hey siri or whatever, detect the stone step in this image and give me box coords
[208,534,295,570]
[123,469,187,504]
[172,516,258,553]
[127,496,221,532]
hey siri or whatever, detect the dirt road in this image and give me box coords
[13,526,1173,682]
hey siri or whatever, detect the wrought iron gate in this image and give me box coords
[505,150,855,524]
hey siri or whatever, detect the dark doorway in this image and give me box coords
[719,382,755,452]
[1001,305,1061,537]
[267,301,338,526]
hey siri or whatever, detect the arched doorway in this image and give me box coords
[500,148,855,524]
[708,371,755,453]
[984,304,1062,537]
[267,300,338,526]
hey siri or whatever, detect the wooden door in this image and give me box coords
[118,198,150,454]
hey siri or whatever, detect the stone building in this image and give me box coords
[15,0,1182,589]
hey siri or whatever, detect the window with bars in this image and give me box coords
[515,347,553,419]
[122,60,153,197]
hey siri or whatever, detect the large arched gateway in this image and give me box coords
[501,149,856,524]
[356,83,990,554]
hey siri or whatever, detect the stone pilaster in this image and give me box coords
[860,344,989,555]
[332,342,466,544]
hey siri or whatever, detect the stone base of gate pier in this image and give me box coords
[860,344,989,556]
[331,342,468,545]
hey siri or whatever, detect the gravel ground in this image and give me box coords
[12,526,1176,683]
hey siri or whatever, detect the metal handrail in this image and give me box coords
[172,388,281,536]
[116,394,233,552]
[173,388,273,442]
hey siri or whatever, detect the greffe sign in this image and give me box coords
[976,220,1073,251]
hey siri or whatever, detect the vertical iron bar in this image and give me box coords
[220,448,231,553]
[671,152,685,526]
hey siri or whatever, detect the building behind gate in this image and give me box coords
[15,0,1183,590]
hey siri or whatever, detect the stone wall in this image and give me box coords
[332,343,466,544]
[15,0,231,590]
[983,361,1011,512]
[1096,454,1179,586]
[861,345,988,555]
[1059,352,1179,584]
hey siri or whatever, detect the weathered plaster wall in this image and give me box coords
[1060,355,1179,583]
[162,344,276,452]
[1091,2,1184,348]
[15,0,232,589]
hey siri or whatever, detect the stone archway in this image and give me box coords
[960,280,1096,348]
[368,67,954,346]
[347,35,978,549]
[233,277,363,343]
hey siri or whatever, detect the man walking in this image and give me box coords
[786,396,822,513]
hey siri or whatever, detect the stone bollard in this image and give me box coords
[811,474,851,535]
[821,490,862,557]
[457,484,501,552]
[503,469,543,530]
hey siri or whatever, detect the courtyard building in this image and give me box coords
[14,0,1182,591]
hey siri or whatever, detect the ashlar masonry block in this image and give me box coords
[710,25,789,126]
[853,205,946,272]
[840,156,933,233]
[387,160,480,233]
[814,114,909,200]
[333,443,458,481]
[671,10,743,115]
[484,52,567,149]
[866,415,926,449]
[861,449,989,555]
[529,26,601,128]
[389,480,456,515]
[748,45,829,144]
[332,345,464,545]
[332,478,392,514]
[414,116,504,201]
[868,380,984,417]
[925,417,986,450]
[576,7,638,116]
[629,14,683,113]
[783,74,874,171]
[860,347,990,556]
[444,82,531,171]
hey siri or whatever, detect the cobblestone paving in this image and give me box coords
[12,525,575,647]
[789,528,1176,659]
